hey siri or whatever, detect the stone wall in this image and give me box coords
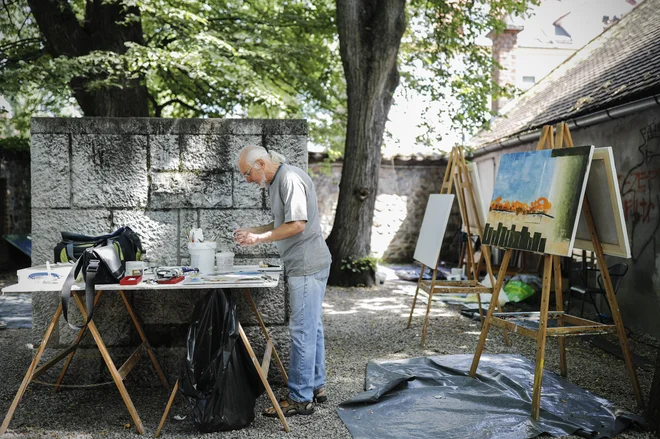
[0,149,31,267]
[473,106,660,338]
[30,117,307,384]
[309,157,461,264]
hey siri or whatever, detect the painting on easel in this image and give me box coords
[482,146,594,256]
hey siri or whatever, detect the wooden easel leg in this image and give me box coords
[469,249,513,377]
[155,380,179,438]
[553,256,567,377]
[421,288,435,347]
[0,304,62,435]
[238,324,290,432]
[582,199,644,408]
[531,255,553,420]
[72,293,145,435]
[54,291,103,392]
[407,264,425,329]
[119,291,169,390]
[481,246,510,346]
[243,289,289,383]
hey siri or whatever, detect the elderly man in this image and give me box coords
[234,145,332,417]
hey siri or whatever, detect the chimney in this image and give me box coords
[488,18,524,114]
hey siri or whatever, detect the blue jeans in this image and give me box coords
[287,266,329,403]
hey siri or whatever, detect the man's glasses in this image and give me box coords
[243,160,257,177]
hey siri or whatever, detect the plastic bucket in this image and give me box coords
[216,252,234,273]
[188,242,217,274]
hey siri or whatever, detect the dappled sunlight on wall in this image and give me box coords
[371,194,408,258]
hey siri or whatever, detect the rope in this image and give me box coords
[32,379,114,388]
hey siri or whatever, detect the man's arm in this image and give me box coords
[242,222,274,234]
[234,221,306,246]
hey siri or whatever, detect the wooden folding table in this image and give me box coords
[0,269,290,435]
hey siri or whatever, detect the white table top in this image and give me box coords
[1,266,281,294]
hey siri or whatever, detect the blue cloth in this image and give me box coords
[286,265,329,402]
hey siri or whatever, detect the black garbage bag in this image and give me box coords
[179,289,265,432]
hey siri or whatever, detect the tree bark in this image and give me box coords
[28,0,149,116]
[648,344,660,437]
[326,0,406,286]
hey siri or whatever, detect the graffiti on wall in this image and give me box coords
[620,121,660,262]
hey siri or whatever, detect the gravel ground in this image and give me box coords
[0,276,658,439]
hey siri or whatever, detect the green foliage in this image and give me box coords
[0,0,345,142]
[340,256,378,273]
[0,136,29,152]
[0,0,535,151]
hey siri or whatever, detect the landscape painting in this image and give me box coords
[482,146,595,256]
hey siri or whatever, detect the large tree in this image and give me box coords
[326,0,535,285]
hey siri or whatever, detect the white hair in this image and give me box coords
[239,145,287,166]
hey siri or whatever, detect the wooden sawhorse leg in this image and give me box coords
[156,290,291,437]
[71,292,146,434]
[0,304,63,435]
[118,290,169,391]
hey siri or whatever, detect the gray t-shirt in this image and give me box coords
[268,164,331,277]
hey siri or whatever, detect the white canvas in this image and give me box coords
[459,162,488,236]
[413,194,455,268]
[574,147,631,258]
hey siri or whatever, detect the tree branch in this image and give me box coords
[158,98,200,115]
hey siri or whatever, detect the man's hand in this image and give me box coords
[234,229,263,247]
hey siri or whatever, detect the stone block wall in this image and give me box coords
[310,157,461,264]
[30,117,307,384]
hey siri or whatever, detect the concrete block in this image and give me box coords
[236,279,286,325]
[112,210,179,265]
[199,209,279,257]
[122,346,185,387]
[31,291,60,347]
[132,289,207,325]
[233,171,265,208]
[71,134,148,208]
[58,291,133,347]
[150,172,232,209]
[150,135,180,171]
[262,119,308,135]
[264,135,309,170]
[181,135,231,171]
[31,208,111,265]
[31,134,70,208]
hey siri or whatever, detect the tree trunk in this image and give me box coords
[28,0,149,116]
[326,0,406,286]
[648,344,660,437]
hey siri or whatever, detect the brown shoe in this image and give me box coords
[313,387,327,403]
[263,397,314,417]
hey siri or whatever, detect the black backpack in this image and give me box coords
[56,227,144,328]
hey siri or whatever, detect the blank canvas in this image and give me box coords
[458,162,488,237]
[573,147,631,258]
[413,194,455,268]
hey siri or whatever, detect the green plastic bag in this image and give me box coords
[504,280,535,302]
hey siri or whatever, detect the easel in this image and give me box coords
[407,147,509,347]
[469,123,644,420]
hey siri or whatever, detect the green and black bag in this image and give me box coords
[56,226,144,328]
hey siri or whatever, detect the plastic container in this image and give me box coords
[125,261,145,277]
[188,242,217,274]
[216,252,234,273]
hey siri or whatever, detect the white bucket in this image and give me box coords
[216,252,234,273]
[188,242,217,274]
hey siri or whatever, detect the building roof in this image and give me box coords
[470,0,660,148]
